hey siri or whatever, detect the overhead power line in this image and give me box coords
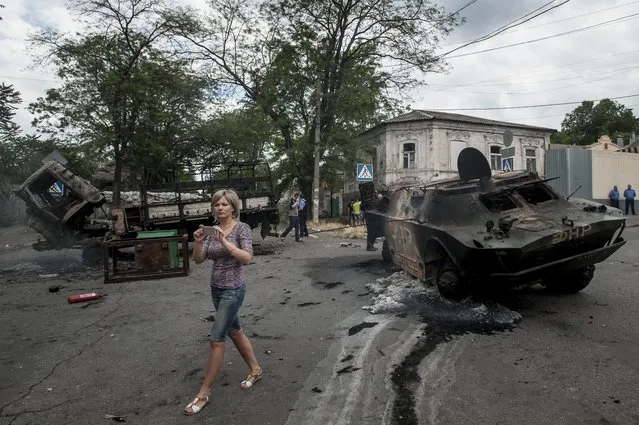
[424,49,639,88]
[428,94,639,111]
[426,64,639,94]
[445,12,639,59]
[438,0,571,59]
[440,0,639,48]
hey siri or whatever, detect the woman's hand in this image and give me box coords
[194,225,206,243]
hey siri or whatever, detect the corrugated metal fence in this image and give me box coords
[545,148,593,199]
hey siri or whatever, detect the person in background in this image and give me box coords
[347,199,355,226]
[352,198,362,226]
[608,185,620,209]
[280,191,302,242]
[298,193,309,237]
[366,193,388,251]
[623,184,636,215]
[184,189,262,416]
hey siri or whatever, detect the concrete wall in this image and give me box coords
[364,120,552,188]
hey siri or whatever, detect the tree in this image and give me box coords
[28,0,200,206]
[172,0,462,222]
[558,99,638,146]
[0,83,21,142]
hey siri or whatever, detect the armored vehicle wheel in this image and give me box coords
[381,239,392,262]
[544,265,595,294]
[436,261,469,301]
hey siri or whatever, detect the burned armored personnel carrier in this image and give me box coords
[364,147,626,300]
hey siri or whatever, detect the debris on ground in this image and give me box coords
[362,272,523,324]
[339,242,361,248]
[104,414,127,422]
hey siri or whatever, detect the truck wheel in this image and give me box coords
[381,239,392,262]
[82,241,104,267]
[544,265,595,294]
[436,260,469,301]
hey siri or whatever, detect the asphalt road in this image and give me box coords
[0,227,638,425]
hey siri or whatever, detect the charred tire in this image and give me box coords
[82,241,104,267]
[381,239,392,262]
[436,261,470,301]
[544,265,595,294]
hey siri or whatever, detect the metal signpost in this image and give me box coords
[501,129,515,172]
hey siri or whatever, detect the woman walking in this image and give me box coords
[184,189,263,415]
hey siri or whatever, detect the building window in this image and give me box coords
[489,145,502,170]
[403,143,415,169]
[525,148,536,172]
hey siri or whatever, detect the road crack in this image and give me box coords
[0,289,126,417]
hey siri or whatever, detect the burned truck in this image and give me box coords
[14,159,280,264]
[363,147,626,300]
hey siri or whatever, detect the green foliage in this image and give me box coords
[0,83,21,142]
[0,135,96,194]
[550,131,572,145]
[560,99,638,145]
[174,0,461,197]
[28,0,211,202]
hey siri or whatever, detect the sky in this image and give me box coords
[1,0,638,134]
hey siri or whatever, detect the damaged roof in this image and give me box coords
[364,110,557,134]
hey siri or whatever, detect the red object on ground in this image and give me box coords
[67,292,108,304]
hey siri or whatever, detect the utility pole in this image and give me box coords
[312,76,321,224]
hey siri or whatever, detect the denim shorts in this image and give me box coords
[210,283,246,342]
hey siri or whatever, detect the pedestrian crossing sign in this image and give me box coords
[502,158,513,172]
[48,180,64,197]
[356,163,373,181]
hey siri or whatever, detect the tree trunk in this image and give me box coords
[112,148,123,208]
[312,79,321,224]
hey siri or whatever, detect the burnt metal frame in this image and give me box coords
[103,234,190,283]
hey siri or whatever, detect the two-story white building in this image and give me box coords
[360,110,555,189]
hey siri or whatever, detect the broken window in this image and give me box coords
[516,185,556,204]
[479,192,518,212]
[525,148,536,172]
[403,143,415,169]
[489,145,502,171]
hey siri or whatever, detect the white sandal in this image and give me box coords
[183,395,209,415]
[240,368,263,389]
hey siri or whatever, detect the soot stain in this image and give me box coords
[390,318,514,425]
[341,354,354,362]
[348,322,378,336]
[336,365,362,375]
[249,332,283,340]
[314,281,345,289]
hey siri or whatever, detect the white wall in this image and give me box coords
[592,150,639,199]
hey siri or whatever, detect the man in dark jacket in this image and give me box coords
[608,185,620,209]
[623,184,636,215]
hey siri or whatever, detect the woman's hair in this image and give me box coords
[211,189,241,218]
